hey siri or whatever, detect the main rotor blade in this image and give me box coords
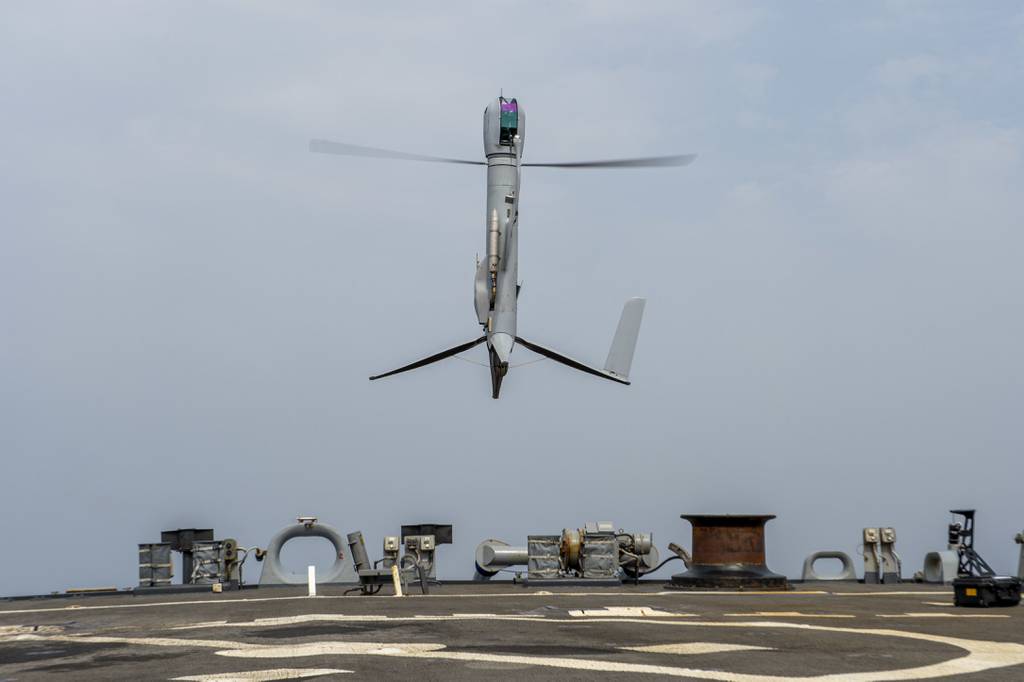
[369,336,487,381]
[523,154,696,169]
[310,139,484,166]
[515,336,630,385]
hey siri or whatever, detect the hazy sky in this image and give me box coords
[2,1,1023,595]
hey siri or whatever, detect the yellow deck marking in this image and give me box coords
[172,669,350,681]
[0,594,336,616]
[836,591,954,597]
[723,611,854,618]
[622,642,773,655]
[878,612,1010,619]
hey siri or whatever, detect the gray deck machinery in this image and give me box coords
[347,523,453,595]
[948,509,1021,607]
[474,522,667,585]
[139,528,252,590]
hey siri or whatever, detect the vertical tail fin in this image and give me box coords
[603,298,646,379]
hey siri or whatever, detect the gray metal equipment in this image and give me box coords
[190,539,242,585]
[862,527,881,584]
[922,551,959,584]
[257,517,356,586]
[400,523,453,580]
[346,531,423,595]
[526,535,562,580]
[475,522,659,583]
[801,551,857,582]
[1016,531,1024,580]
[879,527,902,583]
[161,528,214,585]
[346,524,452,595]
[140,529,254,589]
[922,525,963,584]
[138,543,173,587]
[862,527,900,584]
[383,535,400,569]
[475,539,528,578]
[947,509,1022,607]
[312,96,697,398]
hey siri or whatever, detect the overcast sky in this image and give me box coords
[2,1,1023,595]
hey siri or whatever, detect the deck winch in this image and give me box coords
[474,522,660,583]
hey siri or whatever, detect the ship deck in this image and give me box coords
[2,582,1023,680]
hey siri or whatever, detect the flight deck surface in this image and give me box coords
[2,583,1023,680]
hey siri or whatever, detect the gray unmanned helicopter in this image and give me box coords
[311,96,694,398]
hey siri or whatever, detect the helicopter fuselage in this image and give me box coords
[475,97,525,396]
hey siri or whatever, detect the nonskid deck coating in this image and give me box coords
[2,583,1022,680]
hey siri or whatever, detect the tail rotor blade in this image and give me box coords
[523,154,696,169]
[310,139,484,166]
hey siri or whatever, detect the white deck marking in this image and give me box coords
[174,613,547,630]
[569,607,693,618]
[723,612,854,618]
[7,617,1024,680]
[208,622,1024,680]
[836,591,954,597]
[2,587,963,618]
[3,633,442,657]
[621,643,773,655]
[877,612,1010,619]
[8,588,961,619]
[219,642,445,657]
[172,669,350,681]
[0,589,860,617]
[0,625,65,636]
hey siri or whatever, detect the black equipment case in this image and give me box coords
[952,576,1022,607]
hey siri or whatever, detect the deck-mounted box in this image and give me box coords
[138,543,173,587]
[527,535,561,579]
[161,528,214,584]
